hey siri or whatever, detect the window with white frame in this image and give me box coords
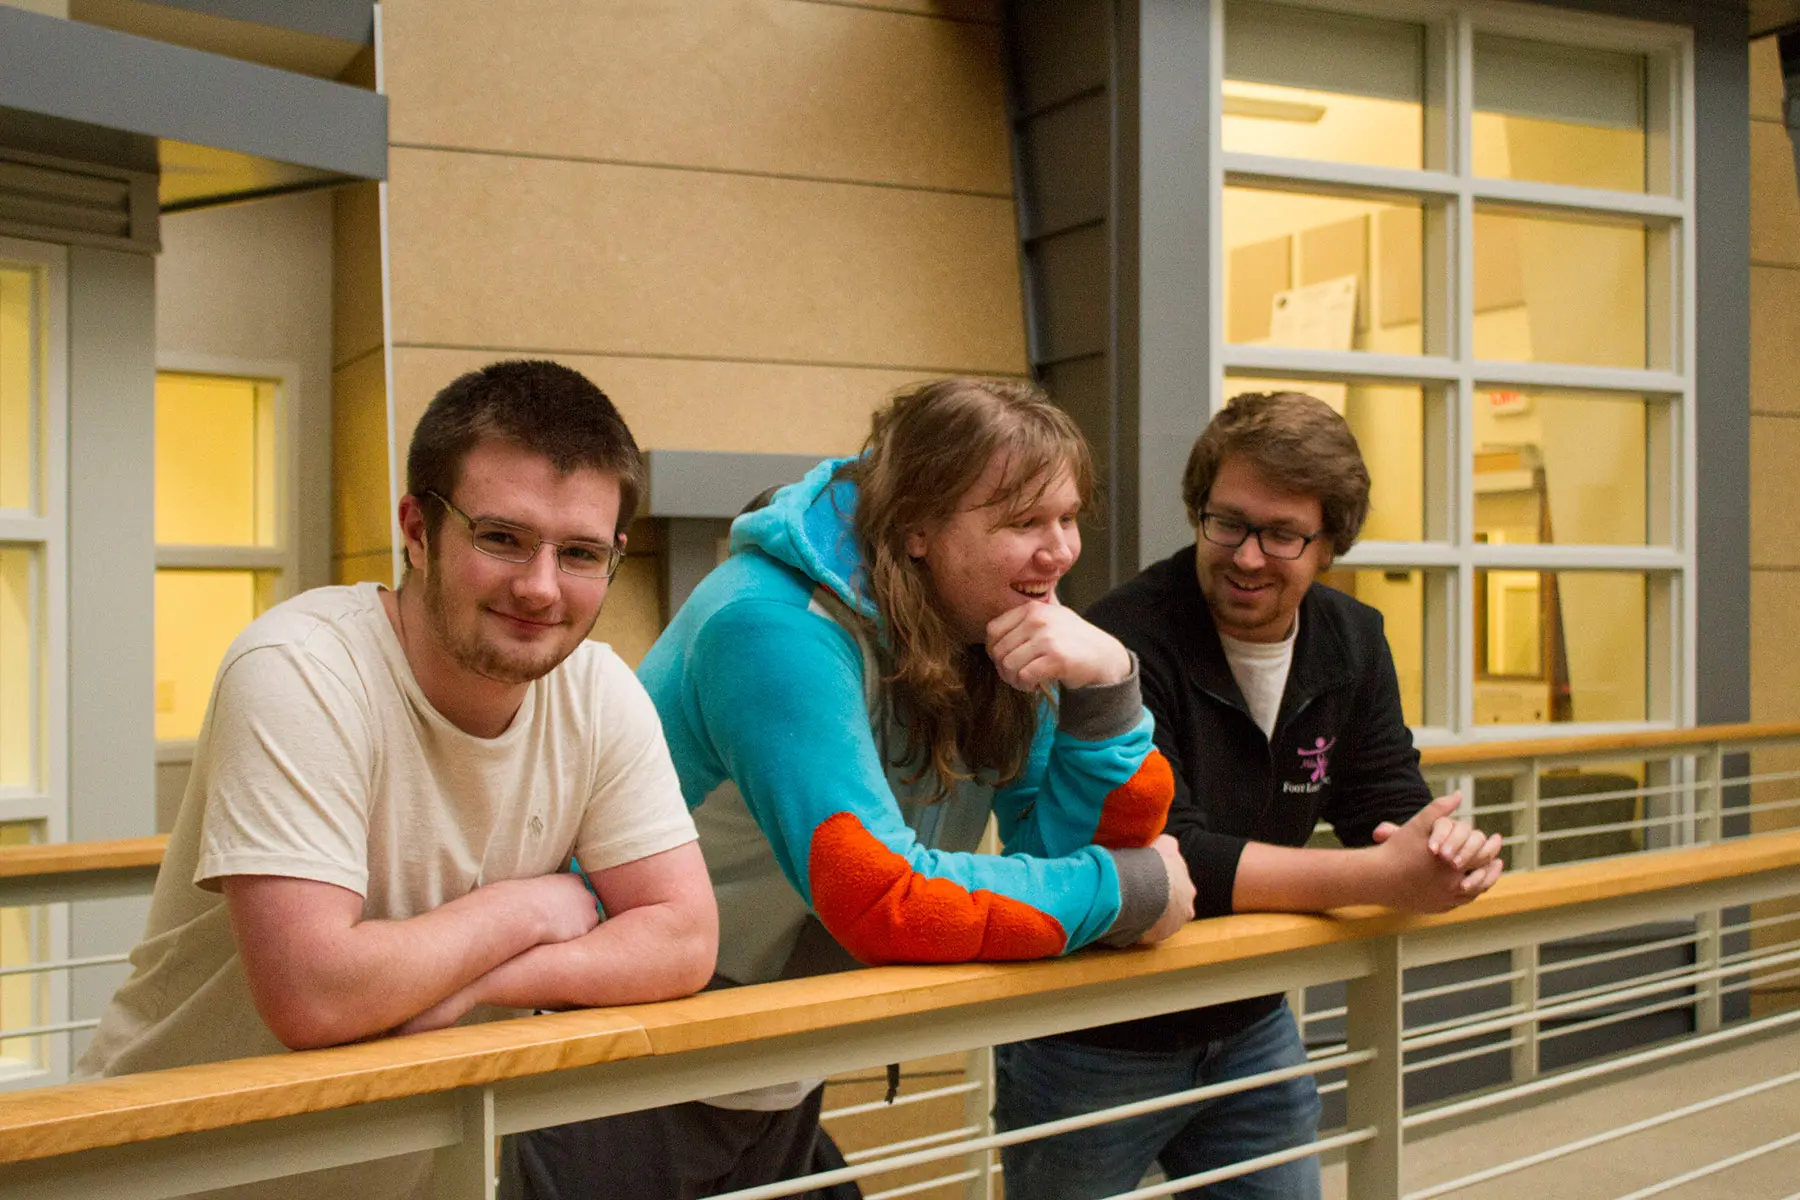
[154,366,295,749]
[0,237,66,1080]
[1215,0,1692,745]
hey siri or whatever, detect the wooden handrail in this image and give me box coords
[1417,721,1800,768]
[0,829,1796,1167]
[0,835,166,879]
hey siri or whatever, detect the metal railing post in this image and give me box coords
[434,1086,497,1200]
[1345,935,1404,1200]
[1510,764,1540,1084]
[1697,745,1724,846]
[963,1045,994,1200]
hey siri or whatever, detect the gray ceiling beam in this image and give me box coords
[0,5,385,180]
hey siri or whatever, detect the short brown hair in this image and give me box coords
[1181,391,1370,556]
[406,360,644,538]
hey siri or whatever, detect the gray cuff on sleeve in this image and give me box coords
[1057,653,1143,742]
[1097,845,1169,947]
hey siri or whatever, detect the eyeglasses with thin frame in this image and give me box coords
[1198,511,1321,561]
[425,492,625,580]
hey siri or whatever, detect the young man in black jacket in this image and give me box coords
[993,391,1504,1199]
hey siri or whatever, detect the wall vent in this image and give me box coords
[0,148,158,253]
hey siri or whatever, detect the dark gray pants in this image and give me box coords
[501,1085,860,1200]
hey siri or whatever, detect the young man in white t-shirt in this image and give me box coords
[995,391,1505,1199]
[80,360,717,1199]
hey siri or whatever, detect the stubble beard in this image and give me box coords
[422,568,589,686]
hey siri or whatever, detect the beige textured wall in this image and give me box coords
[1751,38,1800,745]
[375,0,1025,662]
[1748,38,1800,1016]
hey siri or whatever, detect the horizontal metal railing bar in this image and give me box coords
[1405,1003,1528,1044]
[0,953,127,978]
[1417,722,1800,769]
[0,1018,96,1040]
[1609,1129,1800,1200]
[864,1167,981,1200]
[1113,1127,1375,1200]
[1409,943,1800,1052]
[1404,969,1527,1002]
[842,1123,980,1165]
[1300,1003,1348,1022]
[1726,909,1800,935]
[1404,1006,1800,1130]
[1530,781,1688,809]
[821,1079,980,1122]
[1534,990,1707,1045]
[1537,929,1701,976]
[1722,934,1800,966]
[1404,1033,1527,1075]
[703,1052,1375,1200]
[1535,811,1691,842]
[1723,962,1800,992]
[1403,1065,1800,1199]
[1734,769,1800,786]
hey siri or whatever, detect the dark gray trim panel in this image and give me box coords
[0,5,386,180]
[645,450,827,519]
[137,0,374,45]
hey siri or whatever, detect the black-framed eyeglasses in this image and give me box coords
[425,492,626,580]
[1198,512,1321,561]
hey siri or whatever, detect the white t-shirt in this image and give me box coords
[76,584,696,1197]
[1219,616,1299,741]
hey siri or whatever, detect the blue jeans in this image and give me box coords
[994,1004,1323,1200]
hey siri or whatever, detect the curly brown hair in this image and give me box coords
[1181,391,1370,557]
[839,378,1094,799]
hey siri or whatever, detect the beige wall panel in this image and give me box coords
[333,182,385,369]
[1752,121,1800,267]
[333,550,393,588]
[391,348,943,463]
[1752,266,1800,416]
[1750,416,1800,568]
[386,149,1028,373]
[1752,37,1783,125]
[826,0,999,18]
[589,552,663,669]
[382,0,1010,195]
[333,352,393,560]
[1752,569,1800,719]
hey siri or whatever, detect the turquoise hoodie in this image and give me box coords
[638,457,1173,985]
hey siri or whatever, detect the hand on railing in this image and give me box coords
[1368,792,1504,913]
[1138,834,1198,943]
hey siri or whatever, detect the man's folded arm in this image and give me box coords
[400,841,718,1032]
[223,869,602,1050]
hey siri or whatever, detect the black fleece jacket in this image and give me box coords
[1054,545,1431,1051]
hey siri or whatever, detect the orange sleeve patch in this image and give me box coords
[808,811,1067,966]
[1091,750,1173,849]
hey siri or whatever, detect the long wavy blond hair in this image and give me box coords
[840,378,1095,798]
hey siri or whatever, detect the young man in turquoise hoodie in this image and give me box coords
[507,378,1195,1200]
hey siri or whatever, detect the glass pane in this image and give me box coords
[1224,188,1426,355]
[1225,375,1428,541]
[1321,568,1426,726]
[1473,390,1656,546]
[1472,209,1647,369]
[1474,34,1646,192]
[0,265,41,513]
[1224,1,1425,171]
[1473,570,1647,724]
[0,821,45,1075]
[0,548,33,789]
[155,373,276,547]
[155,569,272,741]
